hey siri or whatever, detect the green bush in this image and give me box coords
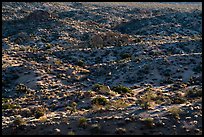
[91,96,108,106]
[112,85,132,94]
[2,103,20,110]
[186,87,202,98]
[76,60,85,67]
[13,117,26,126]
[171,97,186,104]
[168,106,182,119]
[92,84,103,92]
[78,117,88,128]
[34,107,45,118]
[120,53,131,59]
[142,117,154,128]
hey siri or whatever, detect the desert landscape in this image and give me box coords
[2,2,202,135]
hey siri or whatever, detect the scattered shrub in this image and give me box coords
[78,117,88,128]
[185,87,202,98]
[112,85,132,94]
[168,106,182,119]
[55,60,62,65]
[115,128,126,134]
[76,60,84,67]
[13,116,26,126]
[68,102,77,114]
[92,84,113,95]
[112,99,129,109]
[34,107,45,118]
[2,103,20,110]
[120,53,131,59]
[171,97,186,104]
[90,124,101,134]
[92,96,108,106]
[20,108,32,117]
[92,84,103,92]
[67,131,75,135]
[142,117,154,128]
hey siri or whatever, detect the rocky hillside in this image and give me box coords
[2,2,202,135]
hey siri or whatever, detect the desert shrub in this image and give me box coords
[2,103,20,110]
[112,99,129,109]
[171,97,186,104]
[133,38,141,43]
[120,53,131,59]
[2,98,11,103]
[78,117,88,128]
[90,124,101,134]
[115,128,126,134]
[13,116,26,126]
[34,107,45,118]
[91,96,108,106]
[55,60,62,65]
[112,85,132,94]
[142,117,154,128]
[92,84,114,95]
[76,60,84,67]
[92,84,103,92]
[15,83,28,93]
[20,108,32,117]
[137,90,161,109]
[45,43,52,49]
[140,102,151,110]
[67,131,75,135]
[92,104,104,112]
[168,106,182,119]
[67,102,77,114]
[185,87,202,98]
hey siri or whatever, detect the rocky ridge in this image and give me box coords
[2,2,202,135]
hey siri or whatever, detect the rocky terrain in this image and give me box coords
[2,2,202,135]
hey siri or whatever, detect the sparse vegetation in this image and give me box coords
[90,124,101,134]
[142,117,154,128]
[91,96,108,106]
[76,60,85,67]
[67,131,75,135]
[171,97,186,104]
[68,102,77,114]
[34,107,46,119]
[2,2,202,135]
[168,106,182,119]
[112,85,132,94]
[2,103,20,110]
[78,117,88,128]
[111,99,129,109]
[120,53,131,59]
[185,87,202,98]
[137,90,161,109]
[13,116,26,126]
[115,128,126,134]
